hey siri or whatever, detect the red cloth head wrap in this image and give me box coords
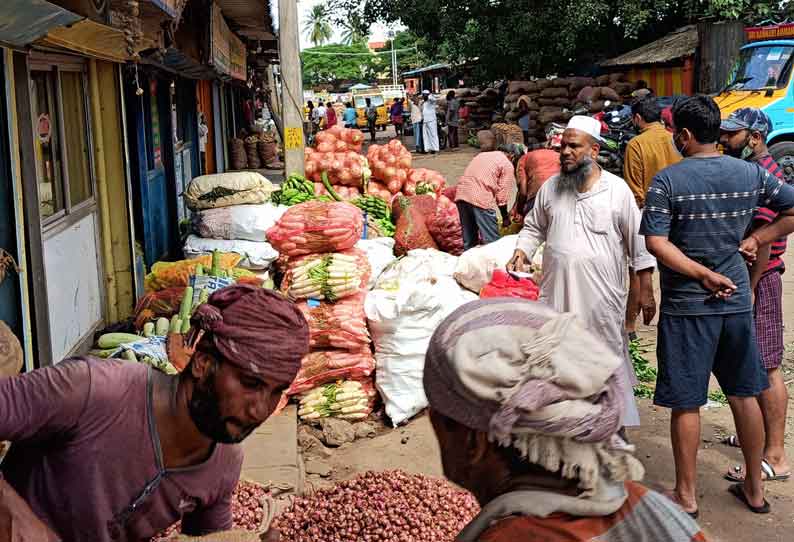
[191,285,309,385]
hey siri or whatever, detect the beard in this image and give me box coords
[557,157,596,194]
[188,369,256,444]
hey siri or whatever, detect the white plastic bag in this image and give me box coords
[183,235,279,270]
[192,203,287,242]
[365,249,477,426]
[355,237,397,289]
[453,235,518,293]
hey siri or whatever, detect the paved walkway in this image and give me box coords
[241,404,302,495]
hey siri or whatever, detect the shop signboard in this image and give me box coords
[210,2,247,81]
[745,23,794,42]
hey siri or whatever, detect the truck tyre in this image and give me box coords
[769,141,794,183]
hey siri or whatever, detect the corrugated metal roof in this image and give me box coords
[602,26,699,67]
[0,0,82,48]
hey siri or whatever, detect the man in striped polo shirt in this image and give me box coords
[642,96,794,516]
[719,108,791,483]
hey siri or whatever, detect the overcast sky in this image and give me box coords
[271,0,398,50]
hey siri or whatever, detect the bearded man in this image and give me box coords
[0,285,309,542]
[507,116,656,429]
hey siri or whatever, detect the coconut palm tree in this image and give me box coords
[339,12,367,45]
[303,5,333,47]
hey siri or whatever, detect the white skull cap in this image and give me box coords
[566,115,603,142]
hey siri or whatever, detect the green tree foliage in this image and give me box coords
[339,12,368,44]
[303,5,334,47]
[301,43,383,87]
[327,0,794,82]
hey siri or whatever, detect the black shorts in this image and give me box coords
[654,312,768,409]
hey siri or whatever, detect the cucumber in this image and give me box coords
[122,349,138,362]
[169,315,182,334]
[155,317,170,337]
[180,317,191,335]
[178,286,194,322]
[97,332,143,349]
[142,322,155,338]
[194,264,205,276]
[210,250,221,277]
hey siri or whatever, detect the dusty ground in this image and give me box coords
[304,135,794,541]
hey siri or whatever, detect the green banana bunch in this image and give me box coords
[352,195,390,220]
[272,173,316,206]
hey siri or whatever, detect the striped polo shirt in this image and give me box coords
[752,153,789,274]
[454,151,516,210]
[641,155,794,316]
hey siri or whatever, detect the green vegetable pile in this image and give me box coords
[352,195,395,237]
[630,339,658,399]
[271,174,316,206]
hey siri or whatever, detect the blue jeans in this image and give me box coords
[456,201,500,250]
[413,122,423,151]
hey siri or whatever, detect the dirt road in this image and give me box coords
[306,138,794,541]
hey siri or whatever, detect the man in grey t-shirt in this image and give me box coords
[0,286,309,541]
[446,90,461,149]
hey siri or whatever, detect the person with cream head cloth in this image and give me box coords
[424,298,707,541]
[507,115,656,431]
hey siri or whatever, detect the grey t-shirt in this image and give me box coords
[446,98,460,126]
[0,358,243,542]
[640,155,794,316]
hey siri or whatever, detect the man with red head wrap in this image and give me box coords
[0,285,309,542]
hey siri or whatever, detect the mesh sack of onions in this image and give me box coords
[272,470,480,542]
[313,182,361,201]
[266,201,363,257]
[367,140,412,194]
[151,480,272,541]
[286,349,375,396]
[315,125,364,153]
[427,195,465,256]
[404,168,446,196]
[294,292,370,352]
[305,148,369,187]
[365,180,393,202]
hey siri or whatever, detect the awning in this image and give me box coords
[215,0,275,42]
[0,0,81,48]
[37,19,131,63]
[402,63,451,77]
[140,47,218,80]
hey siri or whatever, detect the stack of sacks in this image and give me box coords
[183,172,283,273]
[365,249,477,426]
[502,77,599,144]
[457,87,500,131]
[578,73,634,113]
[268,201,377,422]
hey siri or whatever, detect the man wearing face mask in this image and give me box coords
[0,285,309,542]
[641,96,794,517]
[719,108,792,485]
[507,115,657,432]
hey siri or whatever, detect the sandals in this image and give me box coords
[725,459,791,482]
[728,483,771,514]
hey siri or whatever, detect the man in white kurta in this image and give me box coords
[421,90,440,153]
[508,116,656,427]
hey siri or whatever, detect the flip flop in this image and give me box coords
[721,435,741,448]
[728,483,771,514]
[725,459,792,483]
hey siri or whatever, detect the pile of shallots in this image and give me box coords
[272,470,480,542]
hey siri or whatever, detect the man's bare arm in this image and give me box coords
[0,479,60,541]
[645,236,736,299]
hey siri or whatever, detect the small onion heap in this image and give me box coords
[272,470,480,542]
[151,480,269,541]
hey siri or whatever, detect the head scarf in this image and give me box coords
[424,298,644,494]
[191,285,309,385]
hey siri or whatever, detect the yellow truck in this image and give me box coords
[352,89,389,130]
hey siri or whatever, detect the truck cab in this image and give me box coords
[715,25,794,181]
